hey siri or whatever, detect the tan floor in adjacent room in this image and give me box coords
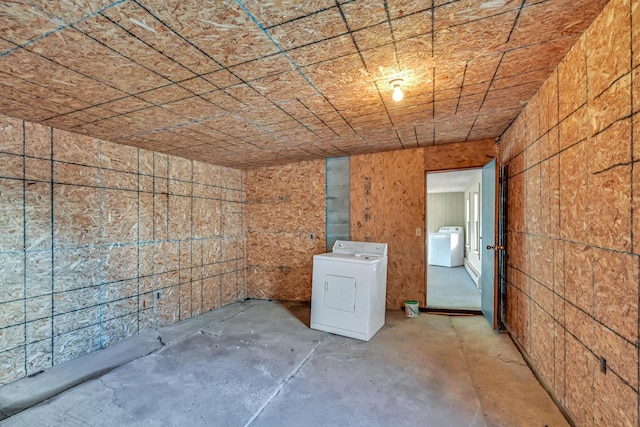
[0,301,567,427]
[428,265,482,310]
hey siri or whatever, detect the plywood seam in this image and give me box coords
[48,126,54,365]
[466,53,505,141]
[509,263,638,352]
[0,0,128,59]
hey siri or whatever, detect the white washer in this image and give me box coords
[428,226,464,267]
[310,240,388,341]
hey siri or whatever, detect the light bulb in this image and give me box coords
[392,85,403,102]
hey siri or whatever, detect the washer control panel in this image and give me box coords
[332,240,388,256]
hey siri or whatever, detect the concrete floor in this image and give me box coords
[0,301,567,427]
[427,265,481,310]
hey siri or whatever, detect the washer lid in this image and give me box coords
[314,252,383,264]
[438,226,463,233]
[331,240,388,256]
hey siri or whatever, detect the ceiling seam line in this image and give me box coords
[234,0,366,144]
[52,82,244,128]
[295,98,345,141]
[65,79,332,141]
[234,0,322,94]
[267,0,438,36]
[148,0,319,145]
[0,55,105,114]
[68,100,224,136]
[67,101,184,131]
[8,46,129,105]
[432,68,436,120]
[394,129,406,149]
[436,8,520,34]
[263,5,339,30]
[87,111,236,143]
[0,0,127,59]
[336,0,396,146]
[465,52,505,142]
[0,94,59,117]
[97,12,206,81]
[335,1,370,73]
[335,0,392,147]
[501,34,578,55]
[129,0,321,151]
[47,71,225,121]
[69,25,186,88]
[214,8,520,88]
[128,0,267,116]
[506,0,528,43]
[489,78,549,97]
[432,67,436,142]
[240,81,327,141]
[493,65,558,84]
[431,0,435,57]
[455,62,469,115]
[382,1,402,72]
[0,82,79,116]
[130,1,226,69]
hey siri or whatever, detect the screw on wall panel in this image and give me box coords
[600,356,607,374]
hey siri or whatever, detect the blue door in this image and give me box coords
[481,159,497,328]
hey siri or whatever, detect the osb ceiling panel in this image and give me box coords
[0,0,609,169]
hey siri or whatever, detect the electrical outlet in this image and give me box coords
[415,228,422,236]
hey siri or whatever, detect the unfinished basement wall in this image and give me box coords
[245,160,326,301]
[243,141,496,308]
[350,148,426,309]
[499,0,640,425]
[0,114,245,386]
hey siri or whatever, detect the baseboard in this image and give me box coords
[464,259,481,287]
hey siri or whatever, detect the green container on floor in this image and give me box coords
[404,300,419,317]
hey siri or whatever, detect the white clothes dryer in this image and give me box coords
[310,240,388,341]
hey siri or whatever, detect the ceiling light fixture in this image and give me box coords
[390,78,404,102]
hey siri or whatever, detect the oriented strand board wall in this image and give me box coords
[242,141,497,310]
[424,140,497,171]
[245,160,326,301]
[350,148,426,309]
[0,114,245,387]
[499,0,639,425]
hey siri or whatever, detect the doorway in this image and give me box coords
[425,168,482,311]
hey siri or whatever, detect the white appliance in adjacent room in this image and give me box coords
[310,240,388,341]
[428,226,464,267]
